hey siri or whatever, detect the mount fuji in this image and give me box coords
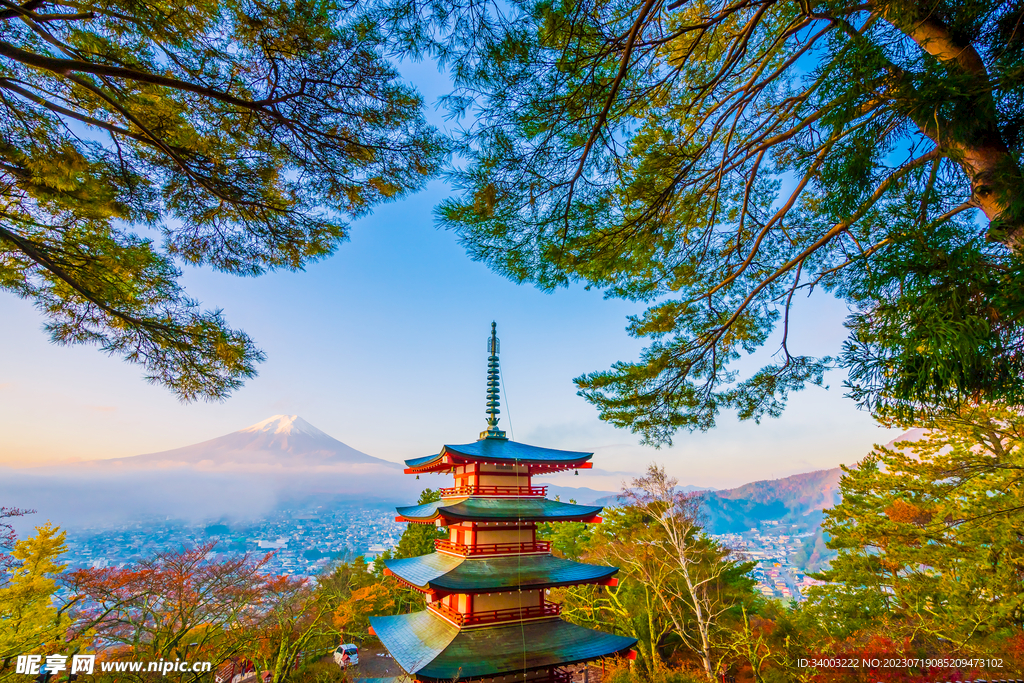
[99,415,399,473]
[0,416,417,528]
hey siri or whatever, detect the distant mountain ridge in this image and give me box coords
[592,469,843,534]
[587,429,922,534]
[703,468,843,534]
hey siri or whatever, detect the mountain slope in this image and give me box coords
[99,415,398,472]
[702,428,922,533]
[704,468,843,534]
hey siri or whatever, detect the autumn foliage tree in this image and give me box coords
[325,557,402,646]
[557,507,679,679]
[374,488,446,614]
[57,543,414,682]
[0,524,76,682]
[551,467,756,681]
[67,542,270,680]
[241,575,345,683]
[0,507,33,577]
[618,466,756,678]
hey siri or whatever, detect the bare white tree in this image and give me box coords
[621,464,740,680]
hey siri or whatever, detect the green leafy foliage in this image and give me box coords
[0,0,446,400]
[378,0,1024,438]
[537,519,592,561]
[373,489,446,613]
[808,405,1024,646]
[376,489,446,567]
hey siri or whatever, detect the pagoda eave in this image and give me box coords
[382,553,620,596]
[403,439,595,474]
[386,572,619,598]
[391,516,598,528]
[395,498,604,525]
[404,461,593,475]
[431,573,619,596]
[369,611,638,682]
[395,515,455,525]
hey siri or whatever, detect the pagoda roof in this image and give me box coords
[396,498,602,524]
[384,553,618,594]
[369,611,636,681]
[404,439,593,472]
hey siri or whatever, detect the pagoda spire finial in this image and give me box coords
[481,321,507,440]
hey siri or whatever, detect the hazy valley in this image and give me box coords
[1,415,913,599]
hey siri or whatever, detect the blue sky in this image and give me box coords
[0,59,900,489]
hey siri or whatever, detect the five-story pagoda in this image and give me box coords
[369,323,637,683]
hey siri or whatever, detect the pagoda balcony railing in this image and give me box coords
[439,485,547,497]
[435,539,551,556]
[429,600,561,627]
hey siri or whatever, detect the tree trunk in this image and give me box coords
[677,553,714,679]
[884,8,1024,249]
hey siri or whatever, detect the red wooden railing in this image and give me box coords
[429,600,561,626]
[435,539,551,556]
[439,485,547,497]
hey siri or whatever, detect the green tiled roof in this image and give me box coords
[385,553,618,593]
[405,439,593,469]
[396,497,602,523]
[384,552,462,586]
[370,611,458,675]
[370,611,637,681]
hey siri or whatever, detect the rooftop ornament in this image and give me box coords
[481,321,506,440]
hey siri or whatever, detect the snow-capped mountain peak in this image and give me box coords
[243,415,329,438]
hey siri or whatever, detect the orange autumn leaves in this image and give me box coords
[1,536,402,683]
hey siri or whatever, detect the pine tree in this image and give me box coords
[808,405,1024,646]
[379,0,1024,436]
[0,0,446,400]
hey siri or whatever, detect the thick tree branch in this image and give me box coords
[0,40,275,111]
[883,11,1023,249]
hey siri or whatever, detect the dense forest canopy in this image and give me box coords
[374,0,1024,439]
[0,0,446,400]
[4,0,1021,431]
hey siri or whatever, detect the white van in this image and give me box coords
[333,644,359,667]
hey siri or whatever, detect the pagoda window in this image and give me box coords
[475,527,535,545]
[474,590,541,612]
[479,463,528,475]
